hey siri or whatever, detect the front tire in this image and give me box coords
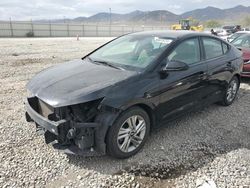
[220,76,240,106]
[106,107,150,159]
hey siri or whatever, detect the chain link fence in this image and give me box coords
[0,21,170,37]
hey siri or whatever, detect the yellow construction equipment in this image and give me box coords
[171,19,204,32]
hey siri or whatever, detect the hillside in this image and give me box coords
[35,5,250,25]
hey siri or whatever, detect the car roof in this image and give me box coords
[236,33,250,37]
[235,31,250,34]
[128,30,213,39]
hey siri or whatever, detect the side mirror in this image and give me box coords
[161,60,189,72]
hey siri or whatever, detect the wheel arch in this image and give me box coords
[104,103,154,158]
[134,103,156,131]
[116,103,157,132]
[234,73,241,85]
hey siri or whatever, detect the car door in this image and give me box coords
[156,37,209,122]
[201,37,233,103]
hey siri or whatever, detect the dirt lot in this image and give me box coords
[0,37,249,188]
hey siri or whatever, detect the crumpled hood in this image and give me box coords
[27,59,136,107]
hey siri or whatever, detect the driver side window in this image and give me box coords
[168,38,201,65]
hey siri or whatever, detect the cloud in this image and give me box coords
[0,0,250,20]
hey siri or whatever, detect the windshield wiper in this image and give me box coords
[94,60,124,70]
[86,57,124,70]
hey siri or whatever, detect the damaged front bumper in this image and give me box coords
[25,98,66,135]
[25,97,106,156]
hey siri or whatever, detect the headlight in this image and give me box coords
[27,89,34,98]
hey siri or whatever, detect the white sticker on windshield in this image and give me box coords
[154,37,173,44]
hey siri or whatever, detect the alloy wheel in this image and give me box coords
[117,115,146,153]
[226,79,238,103]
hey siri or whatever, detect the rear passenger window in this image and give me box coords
[203,38,223,59]
[222,43,229,54]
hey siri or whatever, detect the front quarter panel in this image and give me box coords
[100,72,160,112]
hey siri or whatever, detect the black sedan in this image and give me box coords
[25,31,243,158]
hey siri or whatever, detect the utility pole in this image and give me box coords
[144,12,146,25]
[109,8,112,36]
[9,17,13,37]
[31,18,34,33]
[109,8,112,25]
[49,20,52,37]
[144,12,148,25]
[160,12,163,24]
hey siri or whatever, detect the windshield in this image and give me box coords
[88,35,174,71]
[232,34,250,48]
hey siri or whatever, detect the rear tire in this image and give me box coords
[219,76,239,106]
[106,107,150,159]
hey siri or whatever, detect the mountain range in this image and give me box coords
[36,5,250,25]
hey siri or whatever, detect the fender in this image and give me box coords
[94,110,120,154]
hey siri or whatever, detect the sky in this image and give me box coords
[1,0,250,20]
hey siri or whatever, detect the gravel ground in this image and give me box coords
[0,37,249,188]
